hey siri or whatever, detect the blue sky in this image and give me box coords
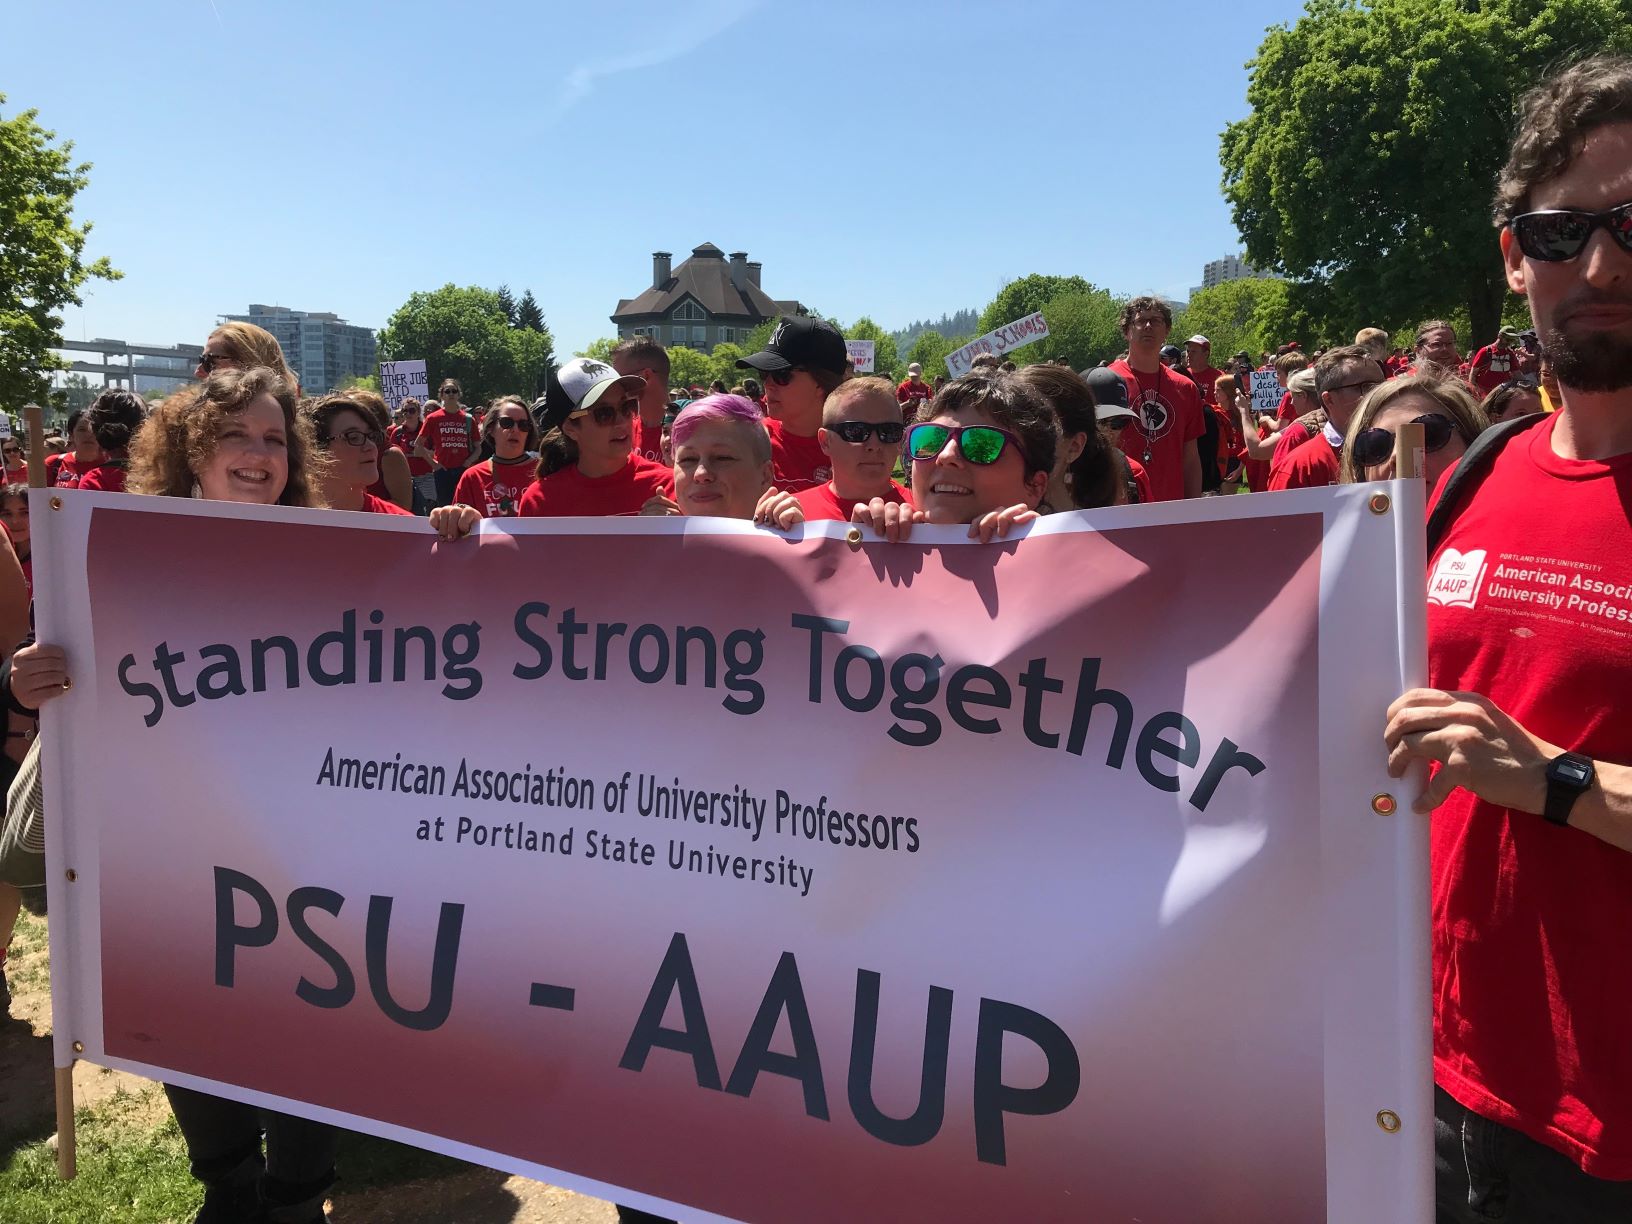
[5,0,1303,358]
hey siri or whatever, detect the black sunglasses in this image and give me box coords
[1511,202,1632,262]
[765,368,804,386]
[1352,413,1457,469]
[829,421,905,445]
[495,417,528,431]
[198,352,228,374]
[577,398,637,427]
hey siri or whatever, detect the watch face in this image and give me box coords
[1557,760,1592,785]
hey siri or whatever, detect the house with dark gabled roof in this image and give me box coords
[612,243,806,353]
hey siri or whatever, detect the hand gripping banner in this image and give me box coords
[35,485,1431,1223]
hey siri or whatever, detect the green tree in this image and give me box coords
[57,372,100,411]
[907,329,968,379]
[667,347,714,389]
[1221,0,1631,345]
[1032,291,1126,370]
[707,343,747,386]
[338,372,381,394]
[576,337,619,362]
[516,289,546,333]
[844,317,900,380]
[741,319,776,358]
[377,285,551,405]
[978,275,1096,334]
[0,94,120,406]
[1174,278,1291,361]
[495,284,517,327]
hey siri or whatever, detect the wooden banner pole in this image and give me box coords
[24,404,46,490]
[1393,420,1426,481]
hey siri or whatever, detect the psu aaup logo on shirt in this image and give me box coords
[1428,547,1489,609]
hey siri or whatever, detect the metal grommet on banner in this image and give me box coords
[72,1041,84,1054]
[1371,794,1397,815]
[1368,493,1391,515]
[845,527,863,549]
[65,868,77,882]
[1376,1110,1402,1133]
[49,496,63,511]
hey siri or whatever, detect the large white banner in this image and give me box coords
[945,312,1051,376]
[38,487,1431,1223]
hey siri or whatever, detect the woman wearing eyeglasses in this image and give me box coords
[853,372,1058,543]
[517,358,672,517]
[44,409,104,489]
[1339,373,1489,488]
[454,396,539,517]
[14,366,338,1224]
[76,389,148,493]
[305,393,414,515]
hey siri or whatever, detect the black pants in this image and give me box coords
[165,1084,338,1221]
[1435,1084,1632,1222]
[432,465,461,508]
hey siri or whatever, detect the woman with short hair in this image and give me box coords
[305,393,413,515]
[45,408,103,489]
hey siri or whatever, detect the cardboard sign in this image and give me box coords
[380,360,430,411]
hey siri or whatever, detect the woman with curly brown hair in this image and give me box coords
[15,364,334,1221]
[304,392,414,515]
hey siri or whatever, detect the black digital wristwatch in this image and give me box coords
[1543,752,1595,826]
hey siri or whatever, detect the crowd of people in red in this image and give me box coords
[0,51,1630,1224]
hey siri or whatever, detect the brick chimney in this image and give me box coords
[746,261,762,288]
[652,251,672,289]
[729,251,748,293]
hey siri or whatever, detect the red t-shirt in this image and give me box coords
[633,418,665,465]
[1274,389,1298,424]
[77,462,128,493]
[361,493,414,516]
[518,455,672,517]
[1468,344,1518,395]
[1109,360,1205,503]
[455,456,538,518]
[389,424,433,477]
[765,417,832,493]
[1244,420,1274,493]
[46,453,90,489]
[1265,431,1340,491]
[896,379,933,408]
[1270,420,1314,469]
[1427,411,1632,1176]
[3,463,26,485]
[1125,454,1152,504]
[418,408,477,470]
[795,479,912,522]
[1189,365,1225,406]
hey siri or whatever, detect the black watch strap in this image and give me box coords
[1544,752,1595,826]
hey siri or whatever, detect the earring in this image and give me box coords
[1064,472,1074,486]
[190,480,202,498]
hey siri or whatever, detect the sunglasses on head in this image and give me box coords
[1511,202,1632,262]
[1351,413,1457,469]
[332,426,384,449]
[829,420,905,445]
[905,422,1026,467]
[495,417,528,431]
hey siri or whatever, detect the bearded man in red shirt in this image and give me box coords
[1386,54,1632,1221]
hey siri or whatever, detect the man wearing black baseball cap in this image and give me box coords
[737,315,850,492]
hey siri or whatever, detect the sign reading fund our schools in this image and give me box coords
[379,358,429,410]
[944,312,1050,376]
[37,490,1432,1224]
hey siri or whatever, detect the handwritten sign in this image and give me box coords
[845,341,876,373]
[945,312,1051,377]
[1251,371,1282,414]
[380,360,430,411]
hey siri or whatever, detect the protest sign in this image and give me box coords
[38,488,1431,1224]
[379,359,429,410]
[1251,370,1282,413]
[945,312,1051,377]
[845,340,875,373]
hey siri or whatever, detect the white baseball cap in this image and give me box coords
[1186,334,1210,346]
[907,362,923,375]
[557,357,643,414]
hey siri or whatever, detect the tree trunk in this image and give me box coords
[1467,265,1509,351]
